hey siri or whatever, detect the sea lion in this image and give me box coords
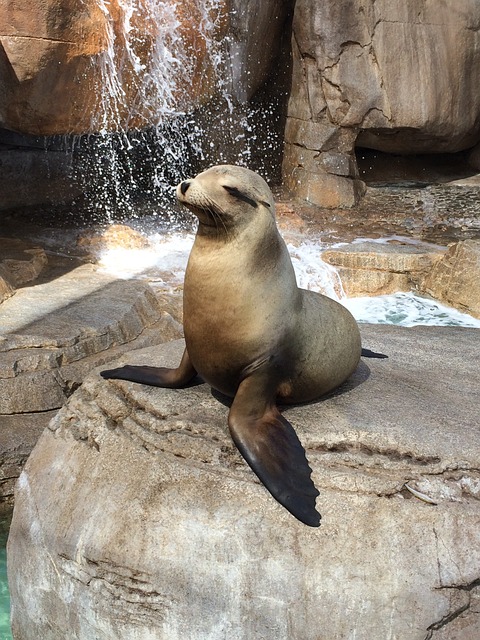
[101,164,362,527]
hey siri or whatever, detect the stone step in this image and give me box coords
[322,240,445,296]
[0,263,182,413]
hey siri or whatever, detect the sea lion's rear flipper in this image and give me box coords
[100,348,197,388]
[228,375,321,527]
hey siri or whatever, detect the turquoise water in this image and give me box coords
[0,523,11,640]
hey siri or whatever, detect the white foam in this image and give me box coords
[342,292,480,328]
[287,241,344,300]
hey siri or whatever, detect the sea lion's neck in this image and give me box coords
[192,213,277,249]
[185,216,297,298]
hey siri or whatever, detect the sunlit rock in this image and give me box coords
[322,241,445,297]
[0,264,182,413]
[0,0,291,136]
[8,327,480,639]
[77,224,151,258]
[422,240,480,319]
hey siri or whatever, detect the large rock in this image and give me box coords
[0,264,182,413]
[422,240,480,319]
[284,0,480,206]
[0,411,56,514]
[8,327,480,639]
[0,266,14,304]
[0,0,291,136]
[0,237,47,287]
[0,237,47,301]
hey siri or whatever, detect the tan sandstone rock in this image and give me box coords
[0,266,14,304]
[77,224,151,258]
[0,411,56,514]
[322,241,445,297]
[0,237,48,287]
[422,240,480,319]
[0,0,291,135]
[8,327,480,639]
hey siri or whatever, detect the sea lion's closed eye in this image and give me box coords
[222,185,258,209]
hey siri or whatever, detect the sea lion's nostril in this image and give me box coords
[180,181,190,195]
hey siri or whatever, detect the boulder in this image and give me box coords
[322,240,445,297]
[284,0,480,206]
[0,266,14,304]
[0,237,48,302]
[0,264,182,413]
[8,326,480,639]
[0,0,291,136]
[422,240,480,319]
[77,224,151,259]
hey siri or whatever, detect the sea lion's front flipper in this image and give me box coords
[228,374,321,527]
[100,348,197,388]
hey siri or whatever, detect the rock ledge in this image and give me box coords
[8,326,480,639]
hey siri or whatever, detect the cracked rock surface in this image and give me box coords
[8,325,480,639]
[284,0,480,206]
[0,262,182,508]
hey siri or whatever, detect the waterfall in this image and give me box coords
[68,0,286,221]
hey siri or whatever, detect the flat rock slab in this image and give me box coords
[8,325,480,640]
[0,264,181,413]
[322,240,445,296]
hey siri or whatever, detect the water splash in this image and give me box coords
[98,231,480,327]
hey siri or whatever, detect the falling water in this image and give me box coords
[67,0,286,221]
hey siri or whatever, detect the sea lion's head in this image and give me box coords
[176,165,275,234]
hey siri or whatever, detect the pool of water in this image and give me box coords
[0,526,11,640]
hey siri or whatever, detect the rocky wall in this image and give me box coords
[283,0,480,207]
[0,0,291,136]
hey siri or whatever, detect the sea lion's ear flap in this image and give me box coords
[222,185,258,209]
[228,375,321,527]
